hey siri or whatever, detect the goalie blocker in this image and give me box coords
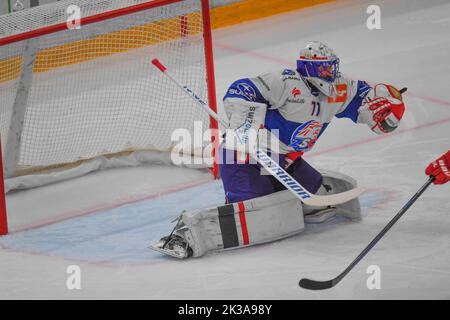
[151,170,362,258]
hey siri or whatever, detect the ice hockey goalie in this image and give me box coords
[151,41,407,259]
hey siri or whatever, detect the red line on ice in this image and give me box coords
[306,116,450,158]
[11,176,213,234]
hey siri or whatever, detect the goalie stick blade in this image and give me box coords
[302,187,365,207]
[299,278,336,290]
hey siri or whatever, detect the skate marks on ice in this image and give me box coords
[0,183,390,265]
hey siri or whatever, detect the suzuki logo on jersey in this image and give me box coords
[235,106,256,144]
[289,120,323,151]
[228,82,257,102]
[291,87,301,97]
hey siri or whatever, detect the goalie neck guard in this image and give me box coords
[297,41,340,97]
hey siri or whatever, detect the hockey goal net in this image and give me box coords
[0,0,218,194]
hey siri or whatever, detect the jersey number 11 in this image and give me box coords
[311,101,321,116]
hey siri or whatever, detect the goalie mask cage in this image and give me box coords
[0,0,219,235]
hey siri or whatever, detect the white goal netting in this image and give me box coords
[0,0,216,191]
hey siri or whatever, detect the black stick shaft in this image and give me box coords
[335,176,434,283]
[300,176,435,289]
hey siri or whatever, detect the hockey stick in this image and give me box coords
[151,59,364,207]
[299,176,435,290]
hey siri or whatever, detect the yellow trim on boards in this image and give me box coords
[211,0,334,29]
[0,0,334,83]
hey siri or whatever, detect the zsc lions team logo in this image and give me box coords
[289,120,323,151]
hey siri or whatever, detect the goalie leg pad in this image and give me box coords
[178,190,305,257]
[153,169,361,258]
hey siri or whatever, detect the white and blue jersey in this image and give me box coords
[223,69,372,154]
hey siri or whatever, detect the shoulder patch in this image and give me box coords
[233,82,257,101]
[328,83,348,104]
[224,78,268,104]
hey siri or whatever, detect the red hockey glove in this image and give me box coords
[425,150,450,185]
[359,84,405,135]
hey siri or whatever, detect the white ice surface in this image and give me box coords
[1,0,450,299]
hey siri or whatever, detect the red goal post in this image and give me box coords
[0,140,6,235]
[0,0,219,235]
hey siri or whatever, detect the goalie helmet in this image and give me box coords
[297,41,340,96]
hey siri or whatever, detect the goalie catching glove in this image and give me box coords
[358,84,406,134]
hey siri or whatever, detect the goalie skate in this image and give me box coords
[150,235,193,259]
